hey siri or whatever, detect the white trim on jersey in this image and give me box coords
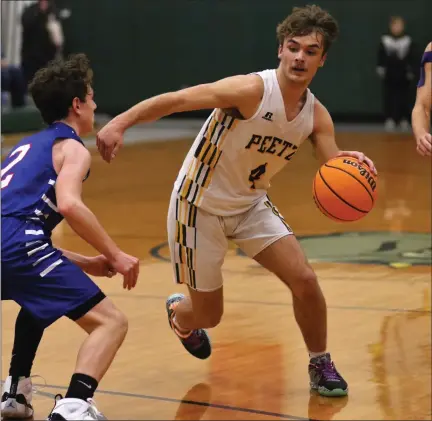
[27,243,49,256]
[33,251,56,266]
[25,229,44,235]
[40,259,63,277]
[25,240,42,247]
[41,194,59,212]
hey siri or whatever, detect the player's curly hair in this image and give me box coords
[276,4,339,54]
[29,53,93,124]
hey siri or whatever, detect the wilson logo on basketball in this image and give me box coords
[343,159,377,192]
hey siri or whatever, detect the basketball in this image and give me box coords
[313,156,378,222]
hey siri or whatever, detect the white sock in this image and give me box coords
[309,351,327,359]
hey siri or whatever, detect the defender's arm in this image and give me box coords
[412,42,432,156]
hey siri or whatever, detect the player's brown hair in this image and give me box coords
[29,53,93,124]
[276,4,339,54]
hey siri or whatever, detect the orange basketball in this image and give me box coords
[313,156,378,222]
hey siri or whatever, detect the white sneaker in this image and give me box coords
[384,119,396,132]
[1,376,34,419]
[399,119,410,131]
[47,395,107,420]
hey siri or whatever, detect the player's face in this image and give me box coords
[278,32,326,84]
[79,86,97,135]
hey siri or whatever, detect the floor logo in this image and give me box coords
[150,231,431,267]
[292,231,431,267]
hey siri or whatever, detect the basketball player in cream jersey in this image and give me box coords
[97,5,377,397]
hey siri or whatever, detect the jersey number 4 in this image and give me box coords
[249,163,267,189]
[1,144,31,189]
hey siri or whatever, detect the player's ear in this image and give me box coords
[319,53,327,67]
[277,41,284,59]
[72,97,81,114]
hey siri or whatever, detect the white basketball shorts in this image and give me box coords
[167,190,293,291]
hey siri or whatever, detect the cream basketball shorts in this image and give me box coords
[167,189,293,291]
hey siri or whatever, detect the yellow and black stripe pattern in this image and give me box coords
[173,195,199,288]
[264,199,293,233]
[178,109,237,206]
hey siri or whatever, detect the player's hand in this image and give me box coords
[96,121,124,163]
[337,151,377,175]
[415,132,432,156]
[85,255,117,278]
[109,251,140,290]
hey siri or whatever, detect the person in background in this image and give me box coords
[1,50,26,108]
[377,16,415,132]
[20,0,64,86]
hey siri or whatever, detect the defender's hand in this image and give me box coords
[416,133,432,156]
[85,255,117,278]
[109,251,140,290]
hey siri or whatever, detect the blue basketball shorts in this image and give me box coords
[1,217,105,328]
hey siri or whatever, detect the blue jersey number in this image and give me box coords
[1,144,31,189]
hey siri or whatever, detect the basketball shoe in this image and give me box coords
[308,353,348,397]
[47,394,106,420]
[166,293,212,359]
[1,376,34,419]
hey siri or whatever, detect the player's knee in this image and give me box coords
[189,286,224,328]
[288,268,319,301]
[198,312,222,328]
[76,301,128,341]
[108,308,128,339]
[204,309,223,328]
[193,302,223,328]
[98,303,128,339]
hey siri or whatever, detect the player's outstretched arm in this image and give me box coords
[310,100,377,174]
[55,139,139,289]
[96,74,263,163]
[412,42,432,156]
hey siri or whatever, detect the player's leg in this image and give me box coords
[48,296,128,420]
[165,191,227,359]
[1,308,43,419]
[399,81,411,130]
[4,247,127,420]
[67,297,128,382]
[383,80,396,131]
[388,80,399,127]
[233,197,348,397]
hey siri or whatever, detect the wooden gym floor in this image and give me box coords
[2,129,431,420]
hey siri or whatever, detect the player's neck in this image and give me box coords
[57,119,81,136]
[276,67,309,106]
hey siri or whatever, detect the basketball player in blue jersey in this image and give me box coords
[412,42,431,156]
[97,5,377,397]
[1,53,139,420]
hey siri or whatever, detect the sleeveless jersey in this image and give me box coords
[1,122,87,240]
[174,69,315,216]
[417,49,432,88]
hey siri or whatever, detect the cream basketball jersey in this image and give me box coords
[174,69,315,216]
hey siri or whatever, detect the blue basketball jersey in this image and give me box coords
[417,50,432,87]
[1,122,102,328]
[1,122,88,256]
